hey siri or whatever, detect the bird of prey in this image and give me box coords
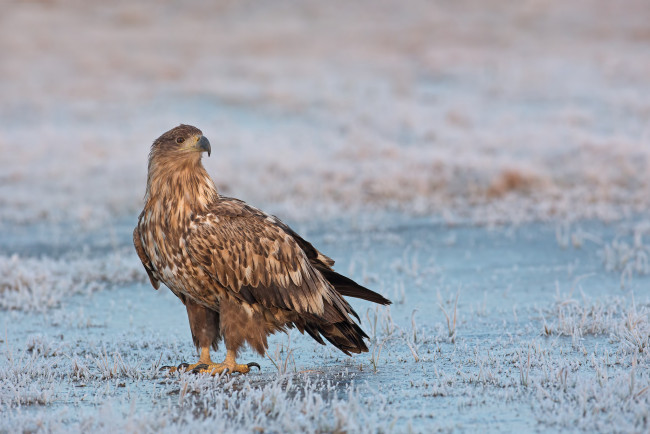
[133,124,391,375]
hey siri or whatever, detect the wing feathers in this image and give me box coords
[185,202,350,319]
[318,267,391,306]
[133,225,160,290]
[180,197,381,355]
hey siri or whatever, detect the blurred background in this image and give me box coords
[1,0,649,227]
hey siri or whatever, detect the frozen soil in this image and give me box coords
[1,216,649,433]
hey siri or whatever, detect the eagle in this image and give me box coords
[133,124,391,375]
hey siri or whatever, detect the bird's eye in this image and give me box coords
[176,137,185,144]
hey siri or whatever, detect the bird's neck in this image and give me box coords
[144,158,219,225]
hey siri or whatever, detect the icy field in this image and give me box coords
[1,0,650,432]
[2,217,650,432]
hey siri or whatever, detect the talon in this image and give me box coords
[159,365,173,372]
[168,349,258,376]
[191,363,209,373]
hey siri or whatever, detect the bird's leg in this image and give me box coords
[187,348,260,375]
[161,299,261,375]
[188,346,213,368]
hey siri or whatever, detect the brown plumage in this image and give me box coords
[133,124,391,374]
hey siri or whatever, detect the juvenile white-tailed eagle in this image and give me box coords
[133,124,391,374]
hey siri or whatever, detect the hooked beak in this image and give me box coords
[197,136,211,157]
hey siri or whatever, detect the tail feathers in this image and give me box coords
[303,323,326,346]
[298,318,369,355]
[319,268,392,306]
[320,321,369,355]
[294,267,390,356]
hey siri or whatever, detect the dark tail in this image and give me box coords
[295,269,390,355]
[302,319,369,355]
[319,268,392,306]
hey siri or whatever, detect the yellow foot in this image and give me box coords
[161,361,260,375]
[189,361,260,375]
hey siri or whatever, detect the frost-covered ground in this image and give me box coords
[2,218,650,432]
[2,0,650,432]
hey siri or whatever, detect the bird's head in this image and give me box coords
[145,124,218,203]
[149,124,211,164]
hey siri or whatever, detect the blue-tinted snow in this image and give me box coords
[2,216,649,432]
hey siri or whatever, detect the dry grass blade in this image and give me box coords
[438,289,460,343]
